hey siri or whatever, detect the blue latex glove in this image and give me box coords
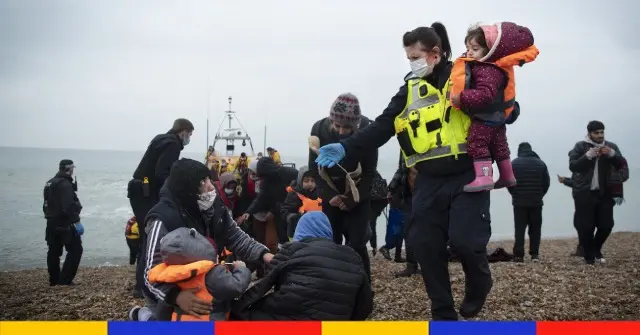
[74,222,85,236]
[614,197,624,206]
[314,143,346,168]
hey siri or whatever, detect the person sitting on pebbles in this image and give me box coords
[134,158,273,321]
[231,211,373,320]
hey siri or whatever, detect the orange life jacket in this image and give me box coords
[450,45,539,119]
[147,260,229,321]
[286,186,322,214]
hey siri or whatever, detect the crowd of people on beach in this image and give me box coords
[42,20,629,322]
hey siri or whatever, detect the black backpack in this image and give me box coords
[370,171,388,200]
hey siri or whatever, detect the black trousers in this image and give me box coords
[369,199,388,250]
[403,209,417,265]
[46,225,83,285]
[130,197,157,295]
[127,238,141,265]
[512,206,543,258]
[408,169,492,320]
[574,192,614,261]
[324,200,372,281]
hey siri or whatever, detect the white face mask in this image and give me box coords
[197,190,216,210]
[224,188,235,195]
[410,58,433,78]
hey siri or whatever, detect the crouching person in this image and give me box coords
[231,212,373,320]
[280,165,322,241]
[143,227,251,321]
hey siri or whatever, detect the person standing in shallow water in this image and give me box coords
[308,93,378,281]
[314,23,498,320]
[568,120,627,265]
[43,159,83,286]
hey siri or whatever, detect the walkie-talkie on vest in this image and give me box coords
[142,177,150,198]
[409,110,421,137]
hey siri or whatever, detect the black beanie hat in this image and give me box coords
[167,158,210,205]
[59,159,74,171]
[587,120,605,132]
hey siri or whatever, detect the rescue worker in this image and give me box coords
[568,120,627,264]
[43,159,83,286]
[239,157,298,245]
[308,92,377,281]
[128,118,193,298]
[235,152,249,175]
[141,158,274,320]
[266,147,282,165]
[125,216,141,265]
[280,165,322,241]
[314,23,502,320]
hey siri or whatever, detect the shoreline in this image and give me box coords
[4,232,634,273]
[1,232,639,321]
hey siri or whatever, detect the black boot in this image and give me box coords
[459,277,493,318]
[394,235,405,263]
[394,262,418,278]
[571,244,584,257]
[379,247,391,261]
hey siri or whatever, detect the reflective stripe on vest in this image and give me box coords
[394,78,471,167]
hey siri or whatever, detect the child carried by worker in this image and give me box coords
[450,22,539,192]
[129,227,252,321]
[125,216,140,265]
[280,166,322,241]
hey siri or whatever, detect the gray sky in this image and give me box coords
[1,0,637,167]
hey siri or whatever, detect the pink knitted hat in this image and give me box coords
[480,24,499,50]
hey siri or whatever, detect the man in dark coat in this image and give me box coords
[507,142,550,262]
[231,212,373,320]
[43,159,83,286]
[568,121,627,264]
[128,118,194,298]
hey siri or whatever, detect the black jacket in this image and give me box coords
[143,183,269,312]
[568,139,625,198]
[339,61,474,177]
[231,238,373,320]
[246,157,298,216]
[388,152,413,210]
[308,116,378,208]
[43,172,82,226]
[132,132,184,198]
[507,144,550,207]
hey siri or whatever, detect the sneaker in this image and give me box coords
[513,256,524,263]
[571,245,584,257]
[371,248,377,256]
[595,251,606,264]
[585,259,595,265]
[133,290,144,299]
[128,306,141,321]
[378,247,391,261]
[531,255,540,262]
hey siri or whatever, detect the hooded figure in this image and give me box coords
[231,212,373,321]
[244,157,298,243]
[215,172,240,215]
[507,142,550,262]
[280,166,322,240]
[138,158,270,321]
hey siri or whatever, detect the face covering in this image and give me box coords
[224,188,235,196]
[250,174,259,181]
[197,190,216,210]
[183,135,191,146]
[254,180,261,194]
[410,57,433,78]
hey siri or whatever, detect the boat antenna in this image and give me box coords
[263,113,267,154]
[206,97,210,153]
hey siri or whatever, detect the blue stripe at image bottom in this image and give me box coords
[429,321,537,335]
[108,321,214,335]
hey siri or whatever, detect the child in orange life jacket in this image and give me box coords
[280,166,322,241]
[450,22,538,192]
[146,227,252,321]
[125,216,141,265]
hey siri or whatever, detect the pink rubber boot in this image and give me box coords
[494,159,517,189]
[464,160,494,192]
